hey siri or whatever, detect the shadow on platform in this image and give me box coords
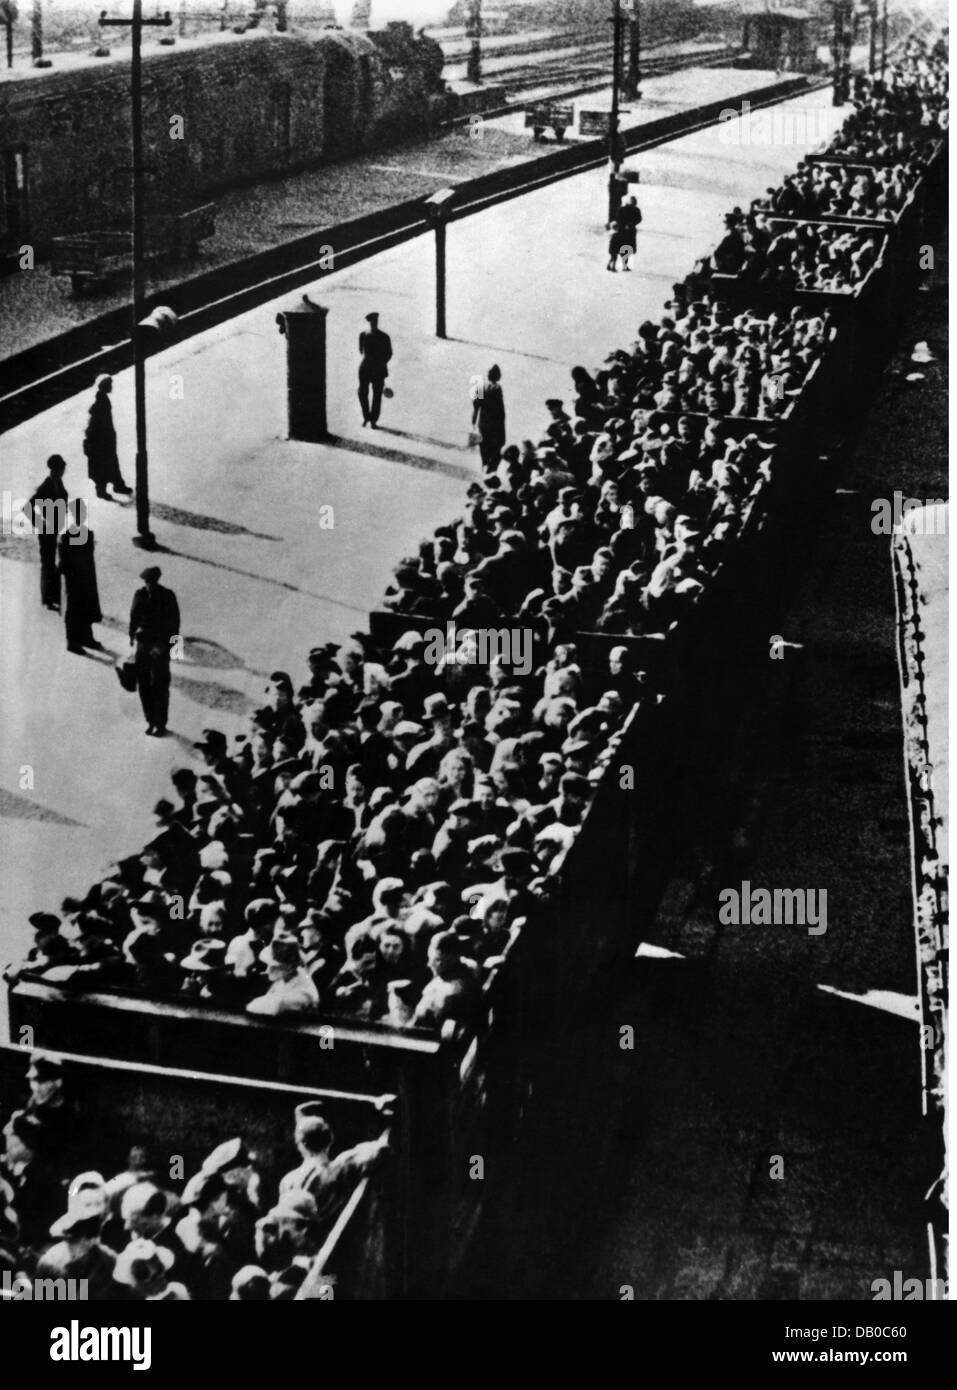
[323,433,475,483]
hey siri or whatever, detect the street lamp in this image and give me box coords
[99,3,172,549]
[424,189,455,339]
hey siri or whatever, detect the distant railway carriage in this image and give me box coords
[0,23,447,262]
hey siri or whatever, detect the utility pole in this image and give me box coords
[623,0,641,101]
[829,1,852,105]
[466,0,482,85]
[867,0,878,75]
[607,0,625,224]
[880,0,888,79]
[99,4,173,550]
[1,1,16,70]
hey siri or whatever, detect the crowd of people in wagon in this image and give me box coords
[1,1053,387,1300]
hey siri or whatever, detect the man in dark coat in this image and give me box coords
[471,364,506,473]
[357,312,393,428]
[129,566,181,737]
[83,375,132,499]
[616,196,642,269]
[28,454,69,610]
[58,500,103,654]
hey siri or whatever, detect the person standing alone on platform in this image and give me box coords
[358,312,393,428]
[28,454,69,611]
[470,365,506,474]
[129,566,181,738]
[83,375,132,500]
[58,500,103,654]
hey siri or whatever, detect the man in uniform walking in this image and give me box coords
[129,566,180,737]
[357,312,393,428]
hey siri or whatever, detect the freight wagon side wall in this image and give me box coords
[0,29,441,253]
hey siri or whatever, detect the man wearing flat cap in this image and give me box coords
[23,1052,77,1161]
[129,566,180,737]
[358,311,393,428]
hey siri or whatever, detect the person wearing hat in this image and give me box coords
[57,499,103,654]
[180,938,240,1004]
[27,453,69,611]
[246,933,319,1017]
[37,1181,119,1300]
[297,645,339,703]
[83,373,132,499]
[114,1237,189,1299]
[129,566,180,736]
[22,1052,77,1160]
[255,1189,324,1275]
[119,1180,182,1259]
[196,1139,261,1268]
[174,1171,231,1300]
[41,913,124,987]
[357,311,393,428]
[230,1263,271,1300]
[4,913,70,985]
[470,364,506,473]
[277,1105,389,1229]
[1,1109,63,1251]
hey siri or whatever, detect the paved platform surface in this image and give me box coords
[545,233,949,1301]
[0,88,840,1006]
[0,66,825,359]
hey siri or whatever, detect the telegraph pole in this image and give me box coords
[880,0,888,79]
[100,4,172,549]
[623,0,641,101]
[607,0,625,224]
[466,0,482,85]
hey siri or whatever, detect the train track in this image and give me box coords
[0,74,825,437]
[472,43,741,120]
[446,37,739,109]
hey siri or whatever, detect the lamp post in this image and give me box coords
[99,3,172,549]
[607,0,626,225]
